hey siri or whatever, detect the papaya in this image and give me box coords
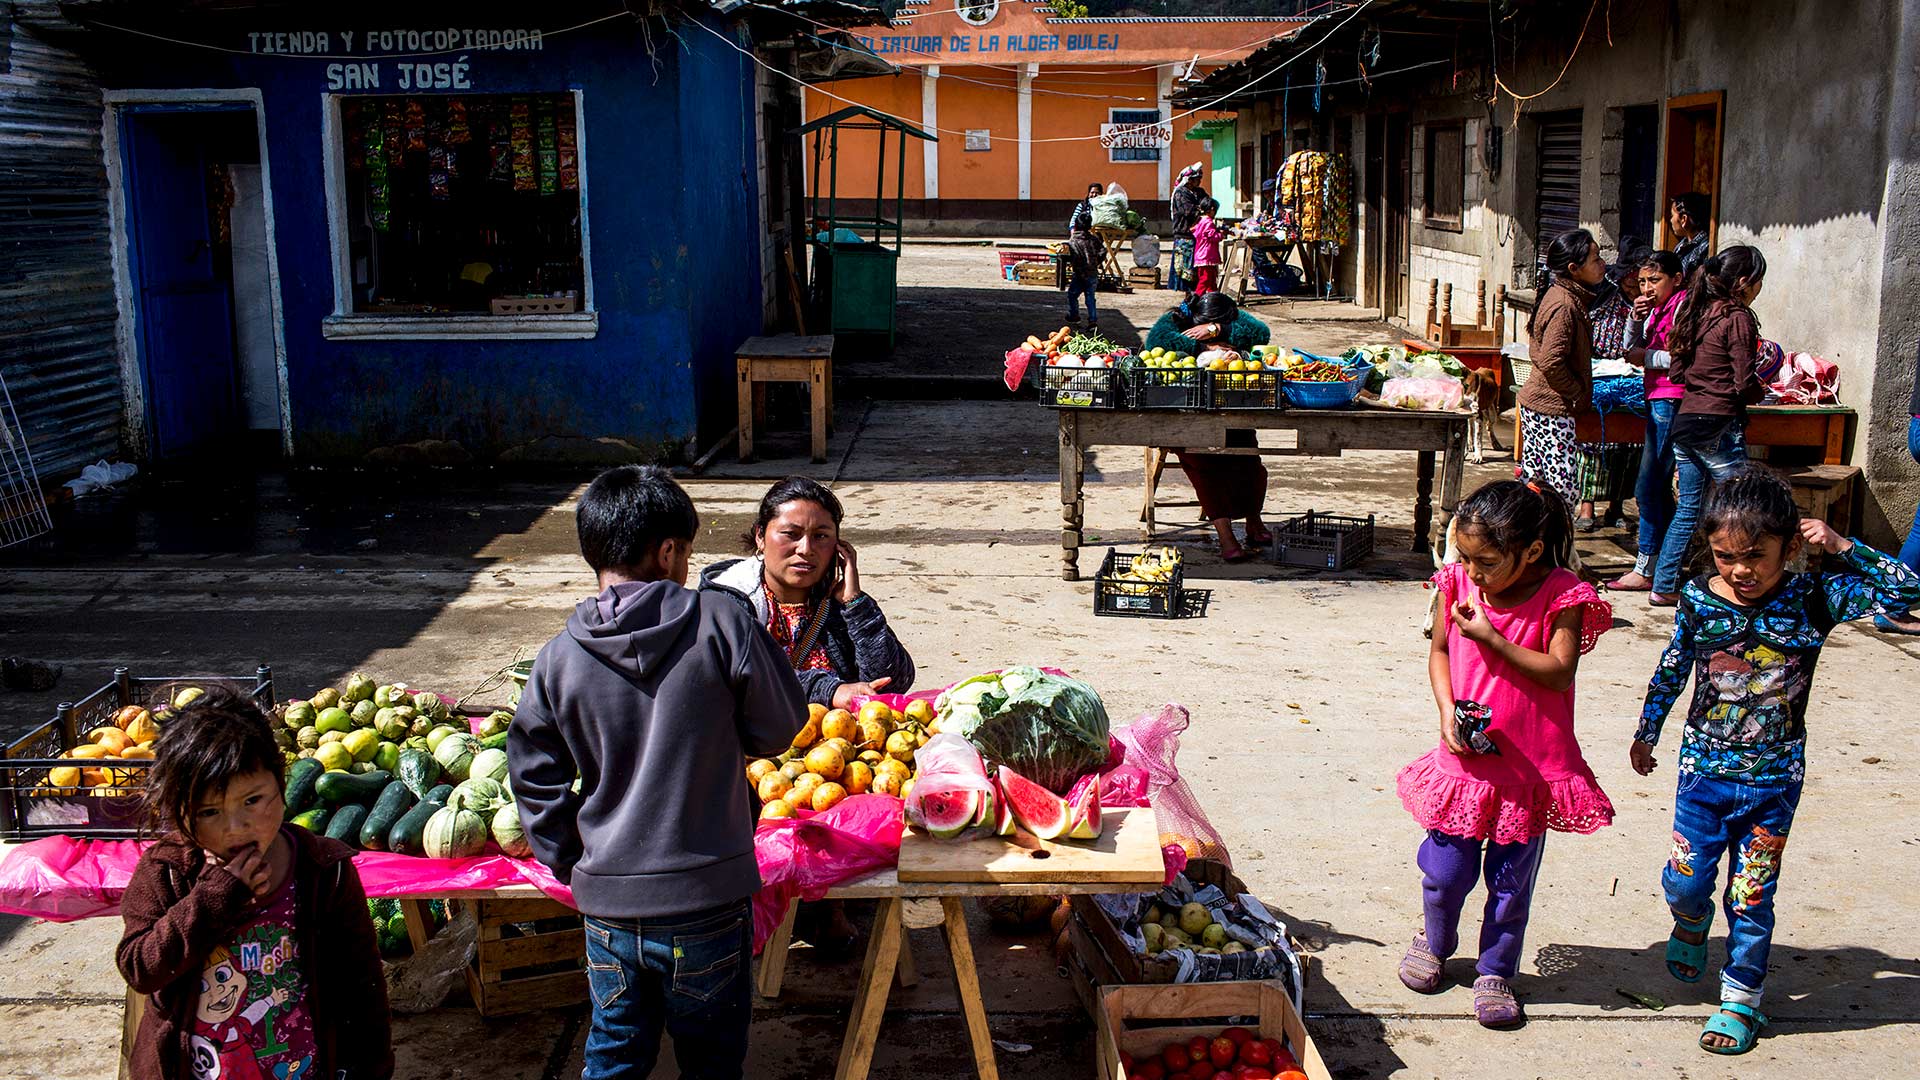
[283,757,325,819]
[314,769,391,805]
[359,780,418,851]
[387,783,453,858]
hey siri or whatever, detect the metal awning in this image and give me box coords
[1184,118,1235,141]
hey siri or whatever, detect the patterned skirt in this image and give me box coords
[1172,237,1195,288]
[1519,409,1580,509]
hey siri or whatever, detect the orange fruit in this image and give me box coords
[746,759,778,785]
[899,778,916,804]
[48,766,81,790]
[91,729,134,755]
[792,773,822,796]
[904,700,935,726]
[760,800,796,821]
[782,786,813,811]
[871,771,903,797]
[854,719,889,750]
[856,701,891,726]
[780,760,807,781]
[842,761,874,795]
[820,710,858,743]
[788,715,820,751]
[803,745,845,782]
[68,744,109,760]
[810,782,848,812]
[757,773,793,805]
[807,703,829,724]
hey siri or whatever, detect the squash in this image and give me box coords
[491,803,531,858]
[314,769,391,805]
[387,784,452,857]
[432,733,480,783]
[359,780,418,851]
[422,806,488,859]
[467,748,510,785]
[283,758,326,818]
[397,748,442,798]
[90,728,134,755]
[325,804,369,848]
[447,777,511,817]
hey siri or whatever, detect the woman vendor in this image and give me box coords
[1169,163,1206,291]
[702,477,915,708]
[1145,292,1274,561]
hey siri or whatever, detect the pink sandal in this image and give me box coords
[1398,932,1445,993]
[1473,975,1523,1028]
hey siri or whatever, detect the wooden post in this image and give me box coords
[1494,286,1506,343]
[1439,283,1453,338]
[1425,278,1438,334]
[1475,278,1487,328]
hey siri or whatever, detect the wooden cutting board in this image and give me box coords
[896,805,1163,884]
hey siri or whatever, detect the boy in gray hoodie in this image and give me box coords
[509,465,805,1080]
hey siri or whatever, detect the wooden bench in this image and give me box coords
[1780,463,1862,534]
[737,334,835,464]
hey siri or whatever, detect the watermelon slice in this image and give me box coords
[972,781,998,830]
[917,787,981,840]
[998,766,1070,840]
[1066,771,1103,840]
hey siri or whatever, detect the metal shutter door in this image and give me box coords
[1534,113,1583,245]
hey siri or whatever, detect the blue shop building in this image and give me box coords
[1,1,885,470]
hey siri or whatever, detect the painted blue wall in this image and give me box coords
[91,12,763,461]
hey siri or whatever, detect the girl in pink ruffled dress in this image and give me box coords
[1396,479,1615,1027]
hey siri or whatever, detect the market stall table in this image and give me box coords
[1090,225,1135,291]
[1563,404,1856,465]
[1219,235,1292,303]
[1057,407,1468,579]
[757,805,1164,1080]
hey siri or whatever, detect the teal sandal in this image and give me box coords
[1701,1001,1766,1055]
[1665,913,1711,983]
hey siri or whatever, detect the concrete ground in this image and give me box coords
[4,245,1919,1078]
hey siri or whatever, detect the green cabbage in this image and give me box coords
[934,667,1111,794]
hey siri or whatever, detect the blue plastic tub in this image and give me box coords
[1281,376,1364,409]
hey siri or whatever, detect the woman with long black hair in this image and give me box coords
[1519,229,1608,508]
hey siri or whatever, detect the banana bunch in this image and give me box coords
[1113,547,1181,595]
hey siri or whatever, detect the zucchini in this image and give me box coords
[359,779,418,851]
[283,758,325,819]
[387,783,453,858]
[397,748,442,798]
[315,769,392,805]
[288,805,332,835]
[324,803,370,849]
[478,731,510,752]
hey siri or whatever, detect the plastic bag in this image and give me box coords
[64,460,137,498]
[902,734,994,829]
[1131,234,1161,268]
[1770,351,1840,404]
[751,794,905,953]
[1090,193,1128,230]
[383,904,478,1013]
[1104,181,1129,200]
[1378,376,1464,412]
[1099,704,1230,867]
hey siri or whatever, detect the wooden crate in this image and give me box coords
[1096,980,1329,1080]
[1127,266,1162,288]
[1069,858,1303,988]
[463,896,588,1017]
[1017,261,1059,287]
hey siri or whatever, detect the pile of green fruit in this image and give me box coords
[278,674,525,859]
[1139,901,1268,959]
[366,897,448,958]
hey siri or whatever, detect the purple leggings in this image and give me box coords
[1418,830,1547,980]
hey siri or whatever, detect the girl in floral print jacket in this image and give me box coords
[1632,466,1920,1057]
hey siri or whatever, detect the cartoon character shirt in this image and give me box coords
[189,867,316,1080]
[1637,541,1920,783]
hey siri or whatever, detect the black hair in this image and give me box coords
[1668,244,1767,369]
[1166,290,1239,332]
[1453,479,1574,569]
[1640,249,1683,277]
[142,688,285,840]
[1530,228,1599,331]
[1086,182,1103,195]
[575,465,699,573]
[744,476,844,553]
[1199,196,1219,216]
[1700,464,1799,545]
[1670,191,1711,231]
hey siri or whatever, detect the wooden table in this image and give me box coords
[758,806,1164,1080]
[737,334,835,463]
[1564,404,1856,465]
[1090,226,1135,291]
[1220,235,1292,303]
[1057,407,1468,580]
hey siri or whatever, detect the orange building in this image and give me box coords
[802,1,1305,231]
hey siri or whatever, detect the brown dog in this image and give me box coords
[1463,367,1503,464]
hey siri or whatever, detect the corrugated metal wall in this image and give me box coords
[0,15,121,481]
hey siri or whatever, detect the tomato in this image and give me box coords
[1119,1051,1135,1074]
[1239,1041,1272,1067]
[1222,1026,1255,1047]
[1212,1072,1235,1080]
[1137,1063,1165,1080]
[1209,1037,1237,1069]
[1258,1038,1285,1061]
[1272,1048,1301,1070]
[1162,1045,1191,1072]
[1276,1072,1309,1080]
[1188,1037,1212,1063]
[1241,1072,1272,1080]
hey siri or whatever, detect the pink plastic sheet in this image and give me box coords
[749,794,904,953]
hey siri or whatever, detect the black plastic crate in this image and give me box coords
[1093,548,1185,618]
[1040,365,1121,409]
[1127,367,1205,409]
[0,666,274,840]
[1271,512,1376,571]
[1203,368,1284,410]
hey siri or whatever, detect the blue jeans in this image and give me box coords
[1664,773,1802,1008]
[1654,419,1747,594]
[1066,275,1098,324]
[581,900,753,1080]
[1635,399,1680,574]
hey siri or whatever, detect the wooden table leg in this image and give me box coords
[1060,411,1084,581]
[736,359,754,462]
[941,898,1001,1080]
[1413,449,1436,552]
[833,897,903,1080]
[1437,427,1467,562]
[810,357,829,463]
[756,898,799,1000]
[398,898,435,953]
[895,927,919,989]
[1825,413,1845,465]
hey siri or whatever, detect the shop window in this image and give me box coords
[324,92,593,338]
[1108,108,1163,163]
[1423,122,1464,231]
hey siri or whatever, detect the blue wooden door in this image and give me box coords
[122,110,241,459]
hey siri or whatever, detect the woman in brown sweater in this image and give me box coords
[1519,229,1608,506]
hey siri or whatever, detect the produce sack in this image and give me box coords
[751,794,905,954]
[1098,703,1230,867]
[902,734,995,833]
[936,667,1111,794]
[1378,376,1464,412]
[1090,193,1128,230]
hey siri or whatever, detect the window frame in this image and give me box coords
[1422,121,1465,232]
[319,89,598,341]
[1107,107,1165,165]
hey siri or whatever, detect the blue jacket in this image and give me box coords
[700,557,916,707]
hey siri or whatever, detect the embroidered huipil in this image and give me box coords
[1637,542,1920,783]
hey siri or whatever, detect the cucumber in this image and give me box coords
[288,805,332,835]
[387,783,453,858]
[283,758,325,819]
[324,803,370,849]
[315,769,392,805]
[359,779,418,851]
[478,731,510,752]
